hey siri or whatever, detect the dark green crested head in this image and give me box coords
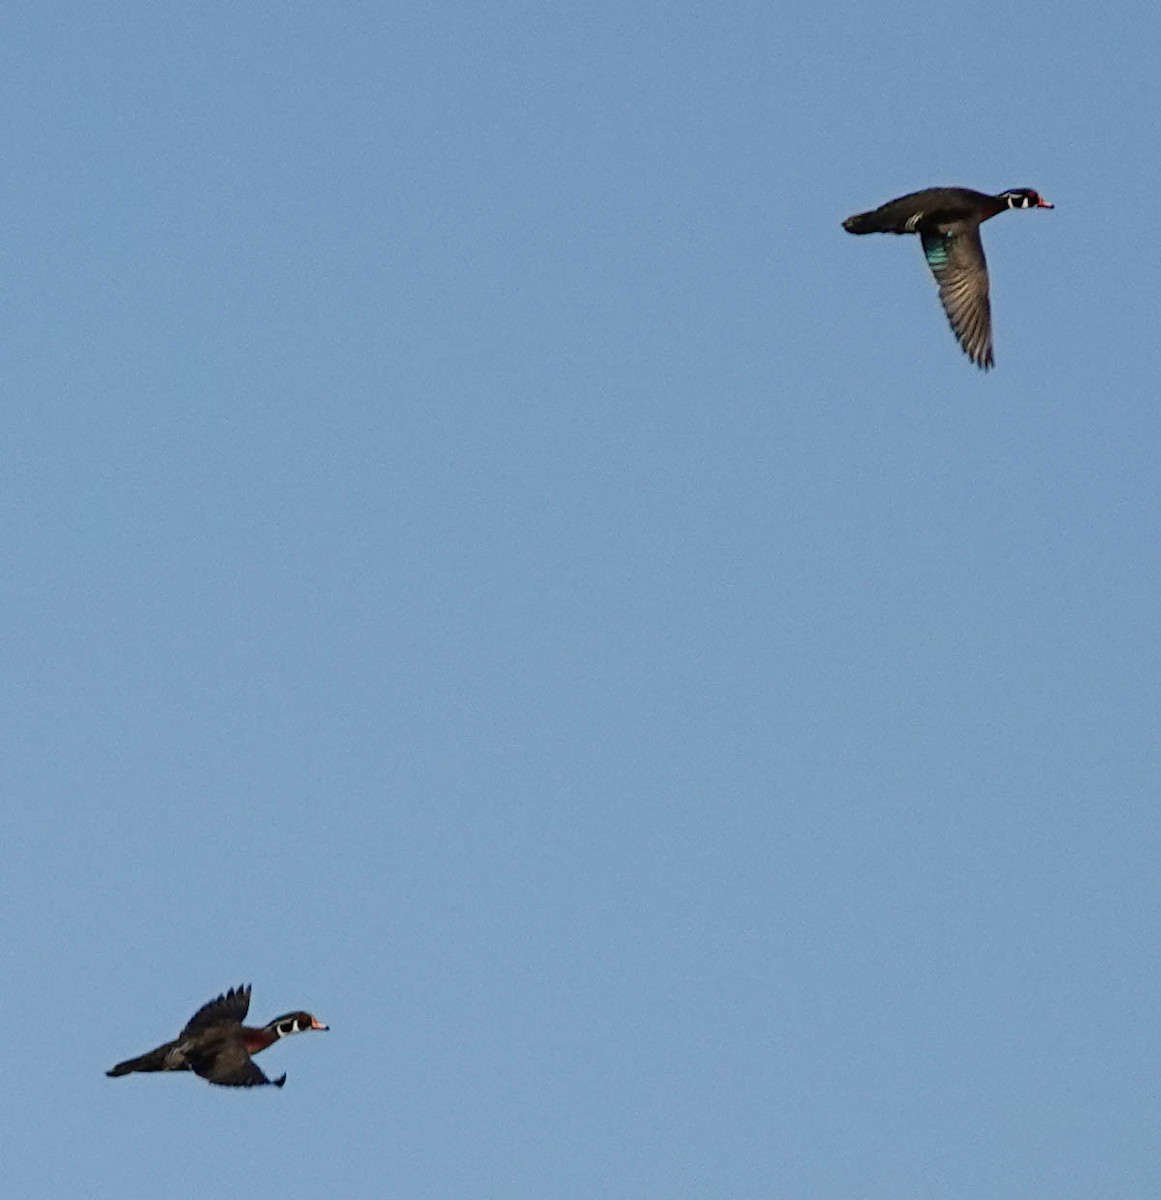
[1001,188,1054,210]
[266,1011,330,1037]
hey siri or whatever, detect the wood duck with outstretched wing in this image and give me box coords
[106,984,328,1088]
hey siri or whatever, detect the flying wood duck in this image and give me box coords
[106,984,328,1088]
[842,187,1053,369]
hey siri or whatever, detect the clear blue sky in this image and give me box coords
[4,3,1159,1197]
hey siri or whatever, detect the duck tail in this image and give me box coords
[106,1044,174,1077]
[842,210,880,235]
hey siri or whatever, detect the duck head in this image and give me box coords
[1002,188,1053,210]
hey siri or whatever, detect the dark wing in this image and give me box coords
[920,229,994,369]
[181,984,251,1036]
[189,1040,286,1088]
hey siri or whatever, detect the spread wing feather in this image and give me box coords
[189,1040,286,1087]
[182,984,252,1036]
[921,229,994,370]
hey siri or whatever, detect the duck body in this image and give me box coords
[843,186,1053,369]
[106,984,328,1088]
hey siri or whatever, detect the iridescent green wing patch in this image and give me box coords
[921,232,952,272]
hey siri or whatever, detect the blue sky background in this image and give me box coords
[4,3,1159,1197]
